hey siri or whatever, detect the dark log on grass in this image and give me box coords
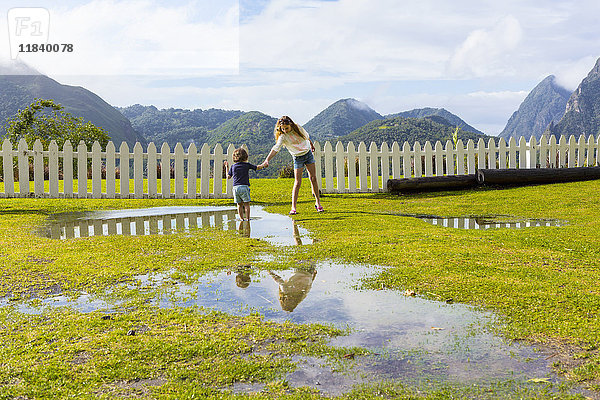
[476,167,600,185]
[387,174,478,193]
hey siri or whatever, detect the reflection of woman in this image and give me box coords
[260,116,324,215]
[268,268,317,312]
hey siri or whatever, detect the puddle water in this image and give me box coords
[397,214,566,230]
[13,206,582,396]
[159,263,564,391]
[6,262,573,396]
[39,206,312,246]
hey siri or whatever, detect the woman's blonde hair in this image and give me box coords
[274,115,306,141]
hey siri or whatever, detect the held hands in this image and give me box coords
[258,160,269,170]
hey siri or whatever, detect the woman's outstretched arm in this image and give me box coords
[260,149,278,168]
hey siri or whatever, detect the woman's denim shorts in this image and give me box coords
[293,151,315,169]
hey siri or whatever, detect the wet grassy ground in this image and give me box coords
[0,177,599,398]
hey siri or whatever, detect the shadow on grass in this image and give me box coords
[0,209,49,216]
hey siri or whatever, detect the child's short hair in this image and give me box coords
[232,148,248,162]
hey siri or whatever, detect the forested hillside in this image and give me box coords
[117,104,244,147]
[339,116,490,145]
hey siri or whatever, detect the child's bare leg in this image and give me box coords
[237,203,245,220]
[244,203,251,221]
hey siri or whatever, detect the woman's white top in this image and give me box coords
[271,125,311,157]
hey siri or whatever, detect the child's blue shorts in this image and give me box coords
[233,185,251,203]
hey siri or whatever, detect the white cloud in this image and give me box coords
[447,15,523,78]
[554,55,599,90]
[0,0,239,76]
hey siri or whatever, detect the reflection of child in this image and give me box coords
[224,148,264,221]
[235,265,251,288]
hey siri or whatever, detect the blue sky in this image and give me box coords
[2,0,600,135]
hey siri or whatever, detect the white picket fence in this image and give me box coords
[314,134,600,193]
[0,139,237,199]
[0,134,598,198]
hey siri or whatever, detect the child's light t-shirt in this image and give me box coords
[271,126,311,157]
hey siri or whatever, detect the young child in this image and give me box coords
[224,148,264,221]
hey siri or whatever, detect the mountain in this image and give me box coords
[303,98,382,141]
[0,63,145,146]
[118,104,244,148]
[499,75,571,140]
[548,57,600,139]
[338,115,491,146]
[387,107,486,136]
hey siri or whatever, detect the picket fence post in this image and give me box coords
[187,143,197,198]
[2,139,14,197]
[369,142,378,191]
[33,139,44,196]
[161,142,171,199]
[49,141,59,198]
[199,143,210,199]
[381,142,390,190]
[466,139,476,174]
[347,142,357,192]
[358,142,368,191]
[324,141,334,192]
[92,141,102,199]
[402,141,411,178]
[213,143,224,198]
[445,140,455,176]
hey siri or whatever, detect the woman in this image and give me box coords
[260,116,324,215]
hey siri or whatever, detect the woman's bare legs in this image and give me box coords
[291,167,303,211]
[291,163,322,212]
[305,162,322,209]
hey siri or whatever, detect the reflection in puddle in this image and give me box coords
[11,263,568,393]
[39,206,311,246]
[17,207,579,395]
[180,263,571,393]
[400,214,566,230]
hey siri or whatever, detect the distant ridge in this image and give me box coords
[548,57,600,139]
[499,75,570,140]
[387,107,486,136]
[338,115,490,146]
[118,104,244,148]
[303,98,382,141]
[0,62,145,146]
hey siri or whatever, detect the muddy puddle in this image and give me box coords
[11,206,582,396]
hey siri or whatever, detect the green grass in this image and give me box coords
[1,177,599,398]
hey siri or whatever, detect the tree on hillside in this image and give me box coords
[2,98,110,150]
